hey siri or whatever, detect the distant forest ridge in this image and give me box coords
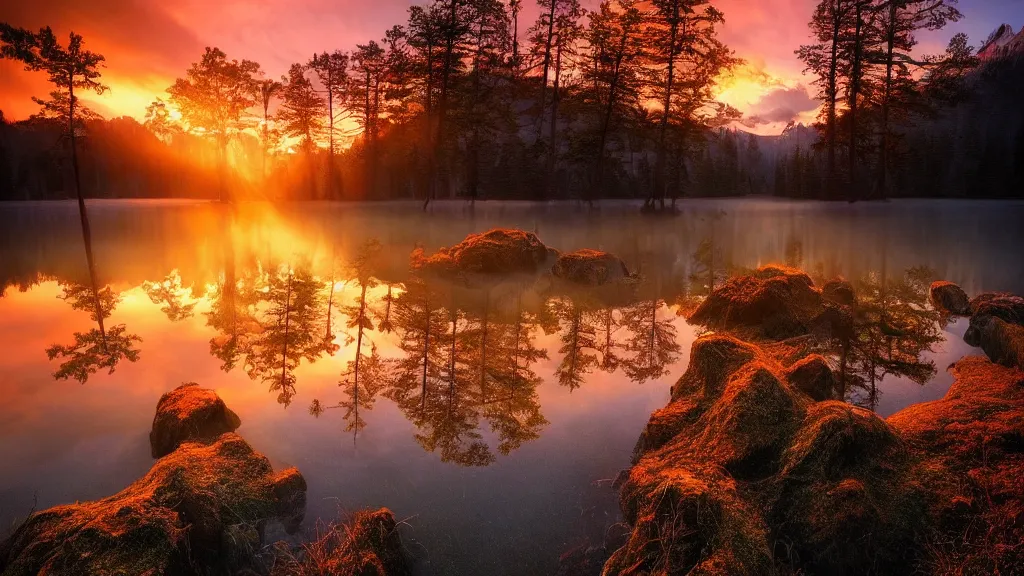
[1,3,1022,205]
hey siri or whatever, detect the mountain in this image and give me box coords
[978,23,1024,61]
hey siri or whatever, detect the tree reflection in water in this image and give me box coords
[35,220,954,465]
[47,281,141,383]
[143,270,198,322]
[840,266,943,410]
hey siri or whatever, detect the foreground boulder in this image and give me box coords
[964,292,1024,370]
[930,281,971,316]
[606,332,1024,575]
[412,228,555,277]
[964,315,1024,371]
[150,381,242,457]
[688,266,825,340]
[888,356,1024,573]
[0,433,306,575]
[552,249,630,286]
[271,508,410,576]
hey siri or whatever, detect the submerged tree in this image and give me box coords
[644,0,736,209]
[1,25,109,335]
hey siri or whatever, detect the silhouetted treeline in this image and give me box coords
[774,50,1024,200]
[2,0,1022,204]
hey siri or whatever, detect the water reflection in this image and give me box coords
[46,281,142,383]
[4,201,1022,462]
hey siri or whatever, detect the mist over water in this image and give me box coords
[1,199,1022,575]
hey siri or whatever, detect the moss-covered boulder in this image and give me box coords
[964,315,1024,370]
[270,508,410,576]
[929,281,971,316]
[412,228,554,277]
[821,278,856,306]
[688,266,825,340]
[611,327,1024,576]
[888,356,1024,573]
[0,433,306,576]
[150,381,241,458]
[784,354,838,402]
[552,249,630,286]
[0,384,305,576]
[968,292,1024,324]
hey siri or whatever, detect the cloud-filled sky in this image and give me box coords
[2,0,1022,134]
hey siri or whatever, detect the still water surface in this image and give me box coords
[1,199,1022,575]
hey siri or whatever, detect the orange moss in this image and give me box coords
[0,385,305,576]
[688,266,824,340]
[929,281,970,316]
[0,434,306,576]
[149,381,241,458]
[611,332,1024,575]
[551,249,630,286]
[412,228,554,277]
[271,508,409,576]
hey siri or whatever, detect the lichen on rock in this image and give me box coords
[687,265,825,340]
[552,249,631,286]
[0,433,306,576]
[929,281,971,316]
[150,381,242,458]
[412,228,555,277]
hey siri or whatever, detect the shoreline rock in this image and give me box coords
[929,281,971,316]
[687,265,826,340]
[150,381,242,458]
[0,384,412,576]
[607,268,1024,576]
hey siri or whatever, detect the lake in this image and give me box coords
[1,199,1022,575]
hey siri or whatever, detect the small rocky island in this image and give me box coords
[1,229,1021,575]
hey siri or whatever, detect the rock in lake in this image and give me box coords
[150,381,242,458]
[0,432,306,576]
[412,228,555,277]
[930,281,971,316]
[551,249,630,286]
[688,265,825,340]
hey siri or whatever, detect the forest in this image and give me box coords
[1,0,1022,206]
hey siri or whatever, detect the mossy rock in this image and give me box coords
[688,266,824,340]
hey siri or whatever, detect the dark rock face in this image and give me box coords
[610,331,1024,576]
[969,292,1024,324]
[964,293,1024,370]
[822,278,856,306]
[785,354,838,401]
[930,281,971,316]
[150,381,241,458]
[551,249,630,286]
[688,266,824,340]
[0,433,306,576]
[965,315,1024,370]
[275,508,410,576]
[412,228,553,277]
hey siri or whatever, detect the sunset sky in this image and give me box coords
[1,0,1021,135]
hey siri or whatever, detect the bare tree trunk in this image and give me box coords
[653,2,680,211]
[69,80,107,352]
